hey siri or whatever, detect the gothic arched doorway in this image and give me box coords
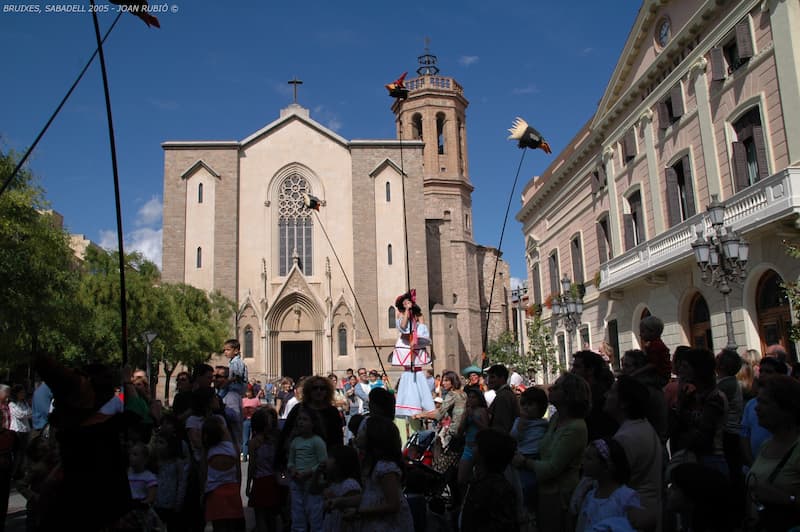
[756,270,795,360]
[689,293,713,350]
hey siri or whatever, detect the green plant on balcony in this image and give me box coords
[593,270,602,289]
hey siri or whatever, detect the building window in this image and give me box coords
[666,156,696,226]
[436,112,446,154]
[387,244,393,265]
[597,216,611,263]
[411,113,423,140]
[571,235,584,284]
[465,214,470,230]
[622,129,636,164]
[198,183,203,204]
[580,326,590,350]
[196,247,202,268]
[557,332,567,368]
[689,294,713,351]
[531,263,542,305]
[732,107,769,191]
[243,327,254,358]
[658,82,684,128]
[590,165,607,194]
[624,191,645,250]
[385,181,391,202]
[278,174,314,276]
[607,319,620,371]
[548,251,560,297]
[338,324,348,356]
[388,307,396,329]
[710,18,754,80]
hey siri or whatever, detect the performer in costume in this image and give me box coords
[392,291,435,419]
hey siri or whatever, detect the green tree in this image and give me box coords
[486,330,522,369]
[526,314,561,384]
[0,150,82,369]
[783,240,800,342]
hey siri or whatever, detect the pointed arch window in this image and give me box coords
[338,324,348,356]
[387,244,393,265]
[386,181,391,202]
[411,113,423,140]
[198,183,204,204]
[436,112,446,154]
[196,247,202,268]
[243,327,254,358]
[388,307,396,329]
[278,174,314,276]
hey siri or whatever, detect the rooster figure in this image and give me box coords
[107,0,160,28]
[507,117,552,154]
[385,72,409,100]
[302,193,323,211]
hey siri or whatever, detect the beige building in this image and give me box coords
[162,53,509,382]
[518,0,800,373]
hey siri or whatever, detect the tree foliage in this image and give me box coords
[526,314,561,383]
[486,330,522,369]
[783,240,800,342]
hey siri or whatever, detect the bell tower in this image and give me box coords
[391,46,483,369]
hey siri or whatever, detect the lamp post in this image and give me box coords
[552,276,584,361]
[143,331,157,398]
[691,194,749,350]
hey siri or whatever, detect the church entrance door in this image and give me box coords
[281,341,312,382]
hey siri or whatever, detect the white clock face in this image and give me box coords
[658,19,670,47]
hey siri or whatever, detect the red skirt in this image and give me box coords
[205,482,244,522]
[248,474,281,509]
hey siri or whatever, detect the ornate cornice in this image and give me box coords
[689,56,708,78]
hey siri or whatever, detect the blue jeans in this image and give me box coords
[289,479,323,532]
[242,418,252,459]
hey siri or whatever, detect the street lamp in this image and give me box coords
[511,284,528,359]
[143,331,157,397]
[552,276,584,361]
[691,194,749,350]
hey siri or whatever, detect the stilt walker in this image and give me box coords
[392,290,434,419]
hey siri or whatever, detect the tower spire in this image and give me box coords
[416,37,439,76]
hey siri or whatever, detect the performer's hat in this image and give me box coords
[461,365,482,377]
[395,289,421,316]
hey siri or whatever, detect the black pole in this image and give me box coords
[0,13,122,200]
[90,2,128,365]
[398,119,411,292]
[481,149,527,370]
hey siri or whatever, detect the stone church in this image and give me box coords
[161,52,510,382]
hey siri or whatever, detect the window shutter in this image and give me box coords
[736,19,754,59]
[532,265,542,304]
[624,129,636,160]
[670,83,684,118]
[732,141,750,191]
[634,202,645,243]
[623,214,635,251]
[572,238,583,283]
[590,171,599,194]
[710,48,726,81]
[681,156,697,217]
[657,102,670,129]
[599,164,607,187]
[596,222,608,264]
[753,125,770,179]
[665,166,681,226]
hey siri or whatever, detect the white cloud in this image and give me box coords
[136,196,162,227]
[459,55,479,66]
[510,276,524,289]
[312,105,343,132]
[580,47,594,56]
[99,196,163,269]
[512,84,540,95]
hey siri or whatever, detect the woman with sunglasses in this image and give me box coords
[279,376,345,454]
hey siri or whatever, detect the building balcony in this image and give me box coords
[599,167,800,291]
[406,75,464,95]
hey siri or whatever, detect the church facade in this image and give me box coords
[161,57,510,382]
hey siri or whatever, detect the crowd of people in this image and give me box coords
[0,314,799,532]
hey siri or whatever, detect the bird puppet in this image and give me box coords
[385,72,409,100]
[507,117,552,154]
[107,0,160,28]
[302,192,323,211]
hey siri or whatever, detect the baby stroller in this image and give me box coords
[404,430,454,531]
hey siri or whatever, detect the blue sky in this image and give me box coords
[1,1,639,285]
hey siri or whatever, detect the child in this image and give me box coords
[458,388,490,486]
[637,315,671,387]
[247,407,281,532]
[288,405,328,531]
[315,445,361,532]
[460,428,518,532]
[152,431,188,531]
[347,415,413,530]
[119,442,161,531]
[571,438,641,532]
[510,386,549,510]
[203,415,245,531]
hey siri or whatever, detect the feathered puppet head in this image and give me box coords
[107,1,160,27]
[385,72,409,100]
[508,117,552,154]
[395,289,421,315]
[302,193,323,211]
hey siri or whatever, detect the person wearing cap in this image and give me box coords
[391,291,435,424]
[462,365,482,394]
